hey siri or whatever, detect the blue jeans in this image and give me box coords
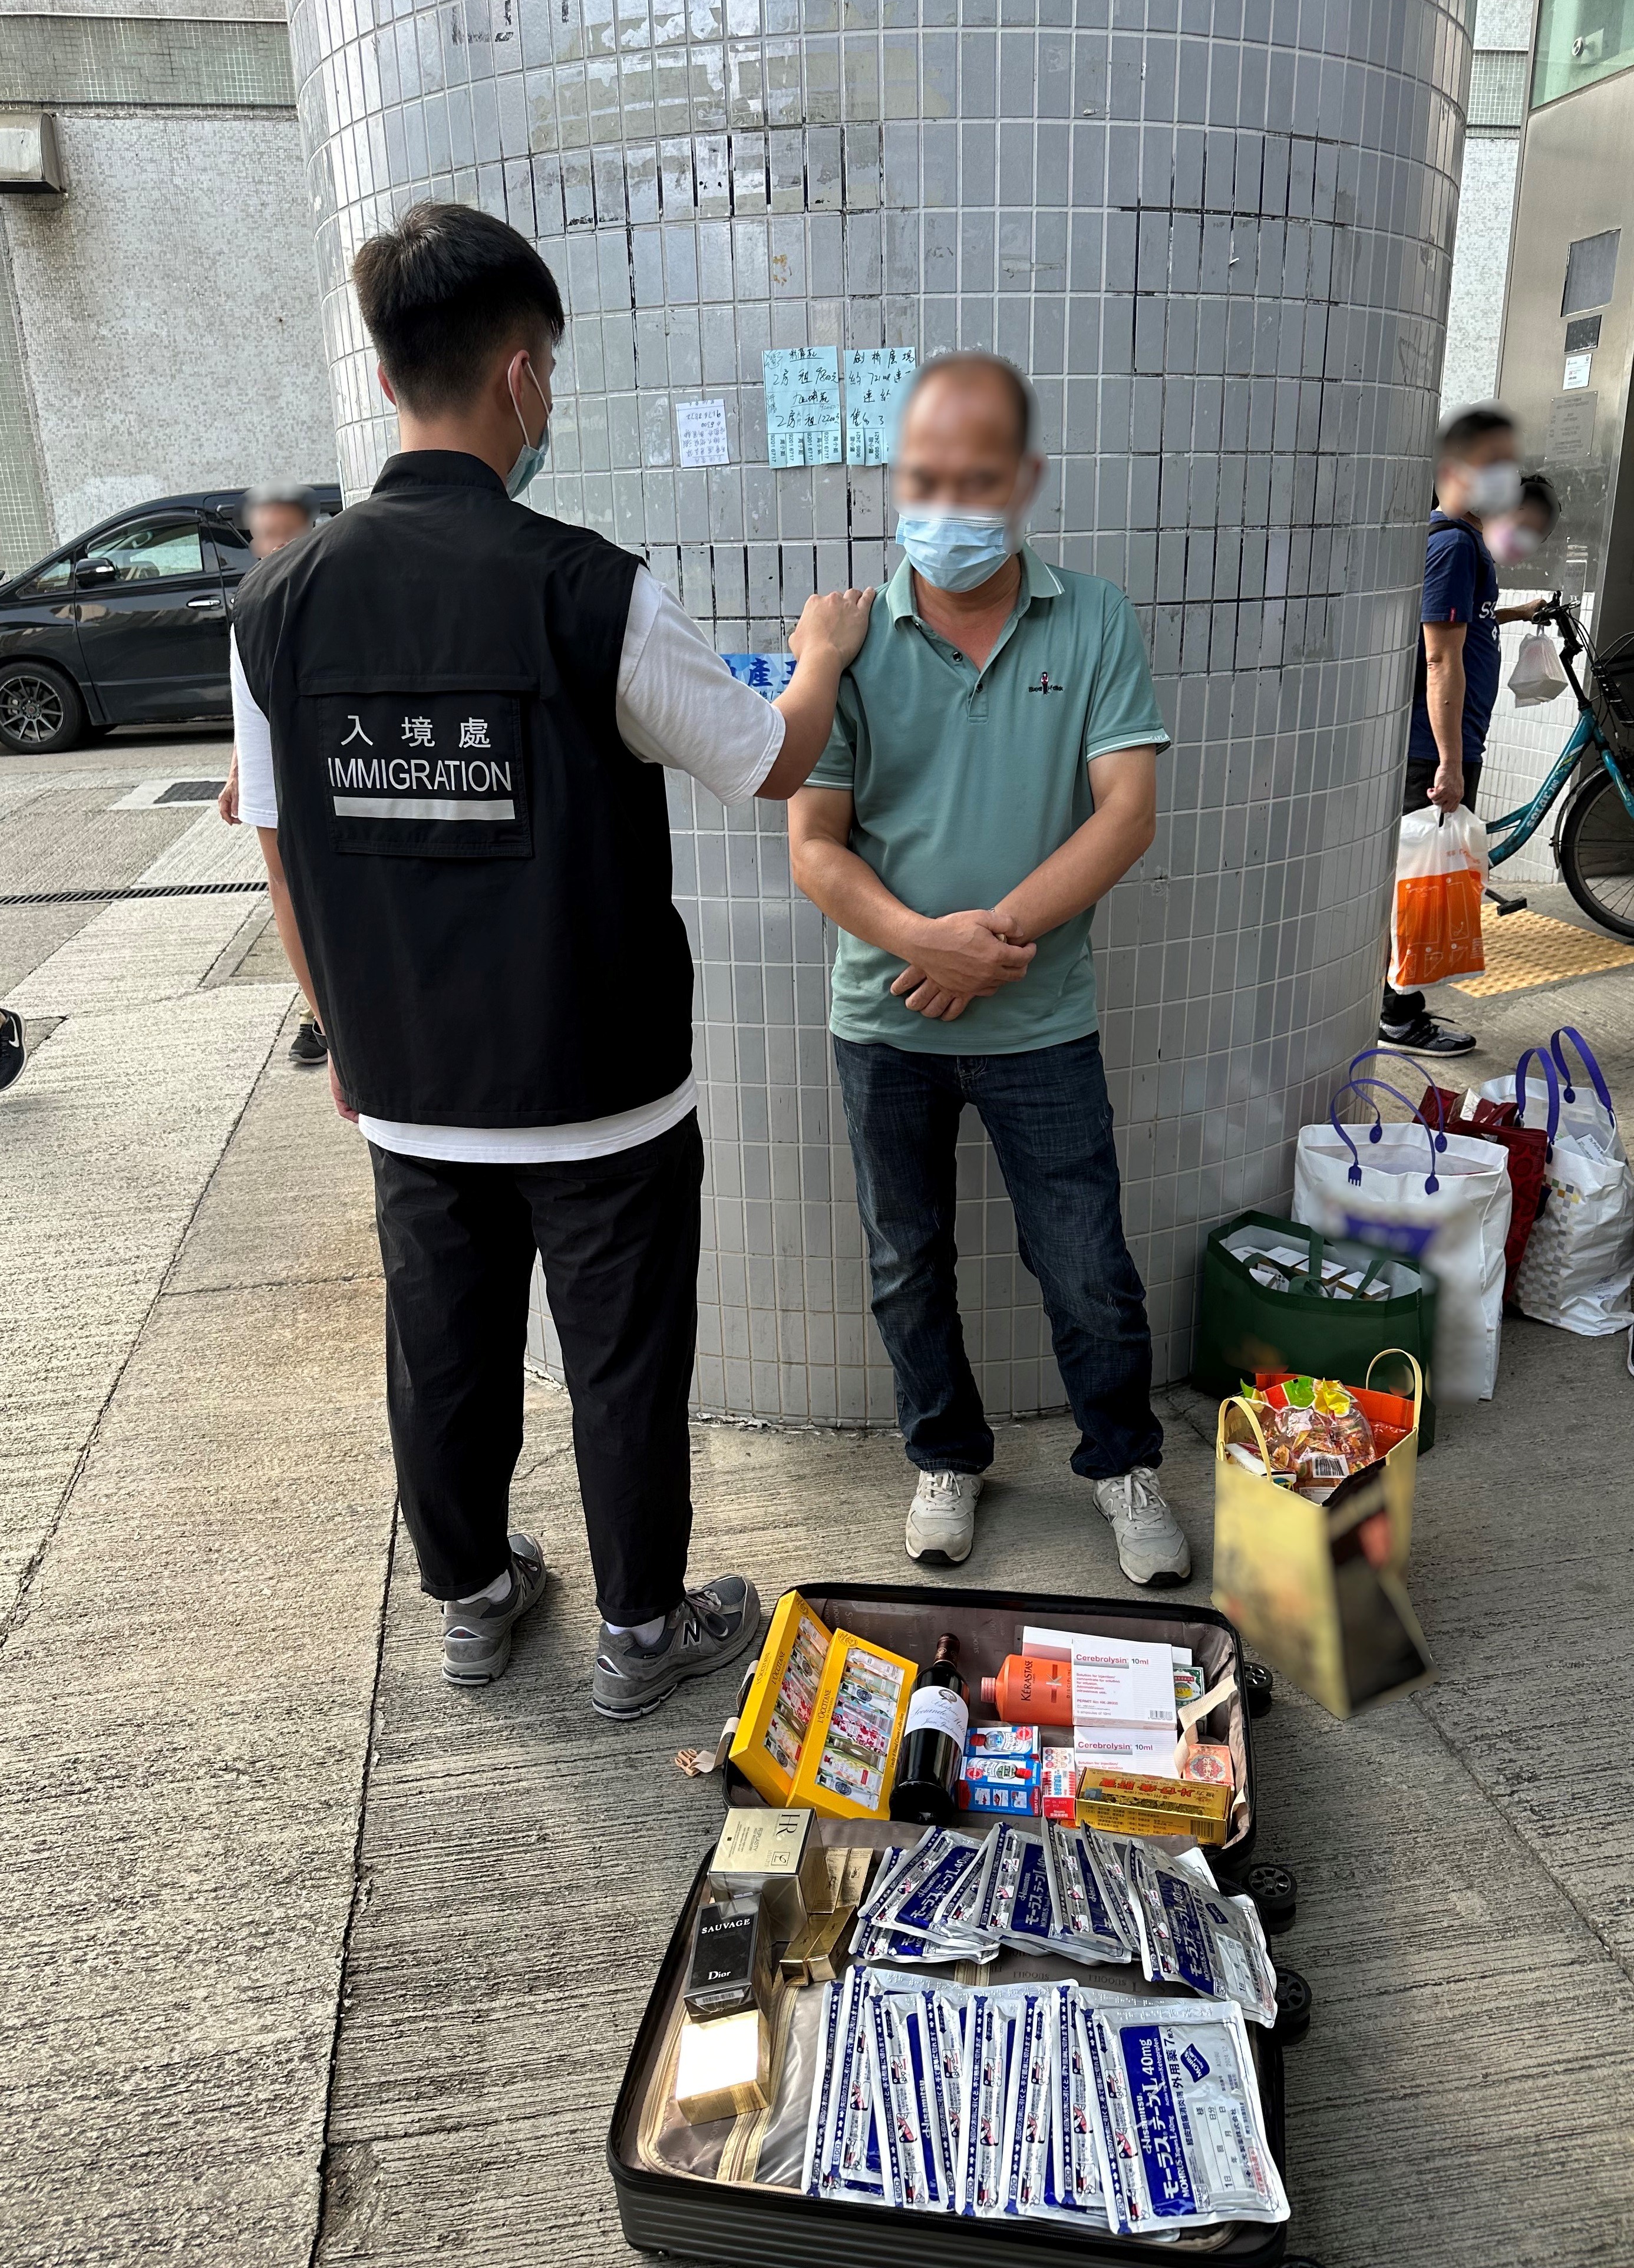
[833,1031,1161,1480]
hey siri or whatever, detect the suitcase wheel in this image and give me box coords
[1273,1966,1312,2043]
[1243,1860,1298,1934]
[1243,1661,1274,1718]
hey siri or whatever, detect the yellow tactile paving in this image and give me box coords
[1452,902,1634,995]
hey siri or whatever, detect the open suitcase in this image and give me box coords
[609,1580,1315,2267]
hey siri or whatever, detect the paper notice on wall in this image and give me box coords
[724,653,797,698]
[676,398,729,467]
[1562,352,1593,392]
[764,348,842,466]
[844,347,917,464]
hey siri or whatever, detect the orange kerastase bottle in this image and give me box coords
[978,1654,1073,1727]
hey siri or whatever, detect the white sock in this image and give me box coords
[606,1613,666,1647]
[456,1567,513,1607]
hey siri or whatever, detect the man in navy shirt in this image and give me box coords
[1381,407,1545,1055]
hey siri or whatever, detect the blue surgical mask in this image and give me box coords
[506,364,551,499]
[894,505,1021,593]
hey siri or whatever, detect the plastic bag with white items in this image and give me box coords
[1507,629,1570,707]
[1389,804,1488,989]
[1503,1026,1634,1335]
[1294,1076,1512,1401]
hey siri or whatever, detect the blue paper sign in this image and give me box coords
[844,346,917,464]
[763,346,843,467]
[724,652,797,697]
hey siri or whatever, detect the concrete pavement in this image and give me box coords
[4,732,1634,2267]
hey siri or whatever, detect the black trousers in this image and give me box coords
[369,1113,703,1620]
[1382,757,1482,1027]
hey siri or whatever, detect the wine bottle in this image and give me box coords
[889,1633,969,1825]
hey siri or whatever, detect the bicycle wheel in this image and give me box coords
[1559,770,1634,940]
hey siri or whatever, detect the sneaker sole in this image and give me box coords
[443,1635,513,1686]
[591,1607,761,1722]
[1123,1565,1190,1590]
[906,1539,972,1567]
[1378,1038,1476,1058]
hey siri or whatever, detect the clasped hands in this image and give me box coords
[889,909,1036,1022]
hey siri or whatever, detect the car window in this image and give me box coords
[84,519,206,582]
[206,521,255,577]
[26,557,73,595]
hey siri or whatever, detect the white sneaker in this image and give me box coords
[1090,1467,1191,1587]
[905,1470,985,1566]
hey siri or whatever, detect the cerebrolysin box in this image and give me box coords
[1069,1635,1177,1731]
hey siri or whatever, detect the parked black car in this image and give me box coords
[0,486,342,755]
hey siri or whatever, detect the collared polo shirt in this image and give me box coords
[807,546,1170,1054]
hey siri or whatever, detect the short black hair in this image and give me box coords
[1520,472,1560,530]
[245,483,316,520]
[1438,404,1517,460]
[905,351,1038,455]
[353,202,565,414]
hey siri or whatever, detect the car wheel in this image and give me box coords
[0,663,85,755]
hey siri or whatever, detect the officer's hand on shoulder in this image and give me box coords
[790,587,876,670]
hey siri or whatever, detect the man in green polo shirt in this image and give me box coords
[788,351,1190,1587]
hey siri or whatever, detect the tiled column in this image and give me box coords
[288,0,1472,1418]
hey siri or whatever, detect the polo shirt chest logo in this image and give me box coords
[314,689,533,860]
[1027,670,1067,695]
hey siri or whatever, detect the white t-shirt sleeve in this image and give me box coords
[615,567,784,804]
[229,575,784,825]
[230,631,279,827]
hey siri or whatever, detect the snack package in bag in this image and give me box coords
[1507,630,1569,708]
[1389,805,1488,989]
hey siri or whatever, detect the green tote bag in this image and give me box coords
[1190,1210,1439,1450]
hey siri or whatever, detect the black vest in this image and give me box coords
[232,453,693,1127]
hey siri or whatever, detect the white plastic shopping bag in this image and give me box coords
[1294,1077,1512,1401]
[1389,807,1488,991]
[1501,1027,1634,1336]
[1507,631,1570,708]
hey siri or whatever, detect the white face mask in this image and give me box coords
[1486,517,1542,566]
[1463,460,1522,519]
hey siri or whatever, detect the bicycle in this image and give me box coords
[1484,592,1634,939]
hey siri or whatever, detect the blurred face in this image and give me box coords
[893,369,1039,514]
[247,501,313,557]
[1437,425,1520,521]
[1487,496,1555,566]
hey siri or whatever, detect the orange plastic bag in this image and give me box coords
[1388,806,1487,989]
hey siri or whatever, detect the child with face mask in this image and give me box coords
[1485,474,1561,568]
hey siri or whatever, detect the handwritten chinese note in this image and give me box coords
[724,653,797,697]
[675,398,729,467]
[763,347,843,467]
[844,347,917,464]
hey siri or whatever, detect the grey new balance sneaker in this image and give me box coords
[1090,1468,1191,1587]
[905,1470,984,1565]
[592,1574,761,1722]
[441,1533,550,1686]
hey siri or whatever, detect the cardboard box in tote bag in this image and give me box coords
[1191,1209,1439,1449]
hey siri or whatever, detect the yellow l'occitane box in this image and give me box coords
[727,1589,834,1807]
[787,1628,917,1822]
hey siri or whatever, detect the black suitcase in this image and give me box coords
[608,1581,1308,2267]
